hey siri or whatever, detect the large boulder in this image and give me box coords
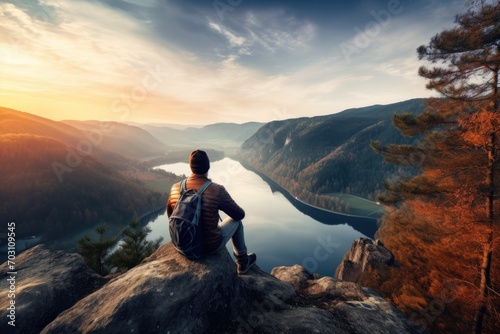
[272,265,420,334]
[273,264,368,303]
[335,238,399,285]
[238,266,352,334]
[0,245,107,334]
[41,242,250,334]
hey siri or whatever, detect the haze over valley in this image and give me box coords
[1,98,418,243]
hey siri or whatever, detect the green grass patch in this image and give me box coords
[326,193,384,217]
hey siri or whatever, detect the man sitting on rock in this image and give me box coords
[167,149,257,274]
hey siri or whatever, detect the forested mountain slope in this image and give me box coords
[63,120,168,160]
[0,107,167,239]
[239,99,426,202]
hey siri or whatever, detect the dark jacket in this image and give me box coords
[167,174,245,254]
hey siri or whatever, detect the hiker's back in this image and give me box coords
[168,175,226,254]
[167,149,256,272]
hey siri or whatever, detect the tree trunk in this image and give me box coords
[473,129,496,334]
[473,228,492,334]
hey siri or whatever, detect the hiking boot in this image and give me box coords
[235,253,257,274]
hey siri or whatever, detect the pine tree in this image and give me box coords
[372,1,499,333]
[77,224,116,275]
[108,219,163,271]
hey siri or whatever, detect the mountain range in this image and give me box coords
[1,98,426,243]
[62,120,169,161]
[141,122,264,151]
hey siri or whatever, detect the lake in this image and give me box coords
[147,158,378,277]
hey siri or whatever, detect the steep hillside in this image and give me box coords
[0,107,85,146]
[0,107,177,242]
[63,120,169,160]
[142,122,263,150]
[239,99,426,205]
[0,133,165,238]
[0,107,137,169]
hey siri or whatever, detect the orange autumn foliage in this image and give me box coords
[370,2,499,332]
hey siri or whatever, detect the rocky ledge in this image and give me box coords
[1,241,417,334]
[335,237,399,287]
[0,245,107,334]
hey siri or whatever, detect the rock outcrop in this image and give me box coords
[42,243,250,334]
[2,242,418,333]
[0,245,107,334]
[238,266,352,333]
[272,265,417,334]
[335,238,399,286]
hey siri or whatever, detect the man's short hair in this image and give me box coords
[189,149,210,174]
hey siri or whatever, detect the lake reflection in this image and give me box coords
[148,158,370,277]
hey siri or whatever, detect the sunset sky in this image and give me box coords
[0,0,468,125]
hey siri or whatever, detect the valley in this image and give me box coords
[1,99,424,250]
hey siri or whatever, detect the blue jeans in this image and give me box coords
[216,217,248,256]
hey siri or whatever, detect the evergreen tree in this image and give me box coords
[108,219,163,271]
[372,2,499,333]
[77,224,116,275]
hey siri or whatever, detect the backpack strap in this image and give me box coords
[180,179,212,195]
[197,180,213,195]
[180,179,188,195]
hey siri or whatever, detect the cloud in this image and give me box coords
[0,0,468,124]
[208,21,246,47]
[1,1,154,87]
[120,0,158,8]
[207,9,316,60]
[242,10,316,53]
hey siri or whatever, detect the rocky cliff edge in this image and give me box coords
[1,242,417,334]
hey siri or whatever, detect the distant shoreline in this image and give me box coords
[237,160,379,219]
[237,160,379,238]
